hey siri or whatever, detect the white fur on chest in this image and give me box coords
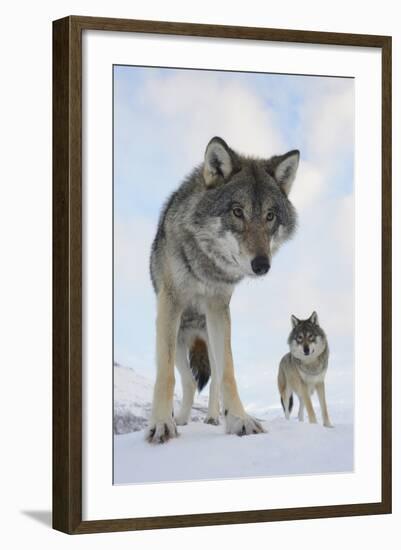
[297,364,327,385]
[170,255,233,304]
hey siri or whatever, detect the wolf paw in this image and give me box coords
[225,413,265,436]
[324,421,334,428]
[204,416,220,426]
[145,419,178,444]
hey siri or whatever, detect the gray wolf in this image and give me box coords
[277,312,333,427]
[146,136,300,443]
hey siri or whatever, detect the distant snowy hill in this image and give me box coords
[113,363,208,434]
[114,362,354,484]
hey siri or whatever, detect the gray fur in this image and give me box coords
[150,138,299,368]
[148,137,300,438]
[287,312,329,372]
[278,312,333,427]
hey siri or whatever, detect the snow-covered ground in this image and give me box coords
[114,363,354,484]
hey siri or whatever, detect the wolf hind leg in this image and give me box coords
[187,335,220,425]
[205,350,220,425]
[175,342,196,426]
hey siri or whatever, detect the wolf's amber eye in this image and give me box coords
[232,207,244,218]
[266,210,275,222]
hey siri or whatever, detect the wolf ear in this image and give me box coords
[310,311,319,325]
[272,150,300,196]
[203,137,239,187]
[291,315,300,328]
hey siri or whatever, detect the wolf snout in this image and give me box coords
[251,255,270,276]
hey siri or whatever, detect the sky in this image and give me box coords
[113,65,354,410]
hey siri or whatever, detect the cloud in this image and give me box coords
[331,194,354,266]
[300,80,354,166]
[290,159,324,212]
[139,71,285,170]
[114,216,155,290]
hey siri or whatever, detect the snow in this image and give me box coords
[113,364,354,484]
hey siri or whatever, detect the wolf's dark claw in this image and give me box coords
[204,417,220,425]
[225,413,266,436]
[145,420,178,444]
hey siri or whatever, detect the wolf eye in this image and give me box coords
[308,334,315,341]
[296,334,303,343]
[232,206,244,218]
[266,210,275,222]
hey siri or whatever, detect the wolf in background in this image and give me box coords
[278,312,333,427]
[146,136,300,443]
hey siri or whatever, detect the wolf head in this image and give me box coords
[197,136,299,278]
[288,312,327,361]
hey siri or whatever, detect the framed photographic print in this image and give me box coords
[53,16,392,534]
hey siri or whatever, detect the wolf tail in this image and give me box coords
[280,394,294,413]
[189,338,211,392]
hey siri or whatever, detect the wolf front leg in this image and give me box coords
[206,299,264,436]
[298,383,317,424]
[316,382,333,428]
[146,288,181,443]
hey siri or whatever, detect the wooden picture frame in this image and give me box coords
[53,15,392,534]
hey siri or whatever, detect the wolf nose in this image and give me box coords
[304,346,310,355]
[251,256,270,275]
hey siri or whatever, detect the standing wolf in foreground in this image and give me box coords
[278,312,333,427]
[146,137,300,443]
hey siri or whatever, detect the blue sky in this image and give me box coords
[113,65,354,410]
